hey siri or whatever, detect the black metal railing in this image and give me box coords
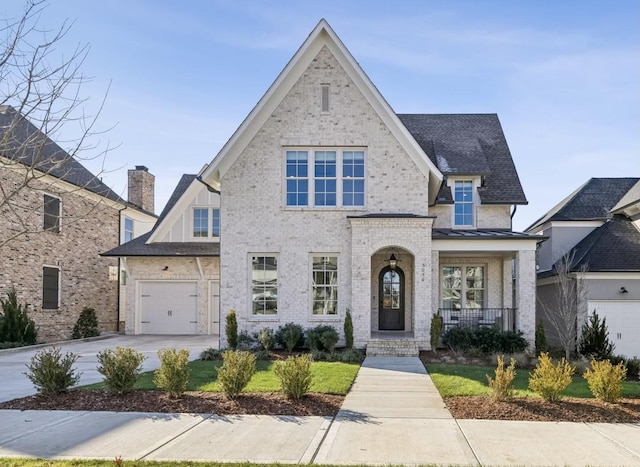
[437,308,516,334]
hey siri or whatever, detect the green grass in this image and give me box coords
[425,363,640,398]
[85,359,359,395]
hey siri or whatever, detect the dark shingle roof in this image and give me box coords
[397,114,527,205]
[102,231,220,257]
[528,178,640,230]
[155,174,198,227]
[612,179,640,213]
[0,105,128,205]
[567,215,640,272]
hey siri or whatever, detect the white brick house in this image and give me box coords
[104,20,541,350]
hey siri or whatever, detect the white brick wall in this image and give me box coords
[431,204,511,229]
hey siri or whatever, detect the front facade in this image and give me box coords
[527,178,640,358]
[0,106,156,341]
[106,20,540,350]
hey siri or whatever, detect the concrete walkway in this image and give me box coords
[0,355,639,465]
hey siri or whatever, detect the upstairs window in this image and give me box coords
[454,180,474,227]
[192,208,220,238]
[43,194,61,233]
[124,217,134,243]
[285,149,366,208]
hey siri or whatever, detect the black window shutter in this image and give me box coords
[43,195,60,232]
[42,267,59,309]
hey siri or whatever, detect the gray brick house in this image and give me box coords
[0,105,156,341]
[527,178,640,358]
[104,20,542,351]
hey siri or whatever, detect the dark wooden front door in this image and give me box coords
[379,266,405,330]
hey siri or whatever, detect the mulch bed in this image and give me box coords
[0,390,343,416]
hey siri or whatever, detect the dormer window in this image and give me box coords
[454,180,474,227]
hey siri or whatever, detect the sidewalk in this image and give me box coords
[0,356,639,465]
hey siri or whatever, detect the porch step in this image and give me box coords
[366,339,419,357]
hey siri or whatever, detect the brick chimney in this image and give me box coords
[128,166,155,213]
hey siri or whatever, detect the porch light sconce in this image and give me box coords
[388,253,398,270]
[162,266,169,271]
[620,287,628,294]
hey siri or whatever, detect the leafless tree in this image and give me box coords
[537,250,588,360]
[0,0,114,248]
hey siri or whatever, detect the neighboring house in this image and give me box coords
[0,105,156,341]
[103,20,541,352]
[526,178,640,358]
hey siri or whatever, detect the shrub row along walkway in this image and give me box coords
[1,353,639,465]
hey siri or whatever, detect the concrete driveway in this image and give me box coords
[0,334,218,402]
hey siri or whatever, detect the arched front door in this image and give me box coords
[379,266,405,330]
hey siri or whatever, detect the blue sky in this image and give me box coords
[3,0,638,230]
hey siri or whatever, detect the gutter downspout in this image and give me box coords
[115,205,127,332]
[510,204,517,230]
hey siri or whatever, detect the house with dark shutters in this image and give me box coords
[0,105,156,341]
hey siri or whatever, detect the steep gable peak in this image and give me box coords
[201,19,442,201]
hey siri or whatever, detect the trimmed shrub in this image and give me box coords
[237,330,256,350]
[275,322,304,352]
[499,330,528,354]
[306,325,339,353]
[343,308,354,350]
[0,288,37,344]
[97,346,146,393]
[24,347,80,394]
[625,358,640,379]
[256,327,275,352]
[442,326,474,353]
[310,349,328,362]
[340,348,365,364]
[72,307,100,339]
[583,359,627,403]
[528,352,575,402]
[442,326,527,355]
[252,349,270,360]
[225,309,238,349]
[535,320,547,355]
[487,355,517,401]
[275,354,312,400]
[430,310,443,351]
[579,311,614,360]
[200,347,223,361]
[216,350,256,399]
[154,348,191,398]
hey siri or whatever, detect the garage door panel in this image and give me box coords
[588,301,640,359]
[141,282,198,334]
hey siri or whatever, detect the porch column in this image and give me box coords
[515,250,536,346]
[502,257,513,330]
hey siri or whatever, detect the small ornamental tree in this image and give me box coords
[225,309,238,349]
[430,310,443,352]
[0,288,37,344]
[579,311,614,360]
[343,308,354,350]
[72,307,100,339]
[535,320,547,356]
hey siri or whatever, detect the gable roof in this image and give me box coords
[200,19,443,203]
[398,114,527,205]
[612,179,640,213]
[102,173,220,257]
[539,215,640,275]
[0,105,127,205]
[527,177,639,231]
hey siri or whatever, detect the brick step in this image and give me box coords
[366,339,419,357]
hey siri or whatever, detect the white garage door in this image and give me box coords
[140,282,198,334]
[588,301,640,359]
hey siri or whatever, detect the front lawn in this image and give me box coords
[86,359,359,395]
[425,363,640,398]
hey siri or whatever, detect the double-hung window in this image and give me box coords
[441,265,485,309]
[311,256,338,315]
[285,149,365,208]
[453,180,474,227]
[192,208,220,238]
[252,256,278,315]
[43,194,61,233]
[124,217,134,243]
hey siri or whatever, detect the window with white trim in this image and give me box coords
[124,217,134,243]
[441,265,485,309]
[252,256,278,315]
[285,149,365,208]
[453,180,474,226]
[43,194,61,233]
[311,256,338,315]
[42,266,60,309]
[192,208,220,238]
